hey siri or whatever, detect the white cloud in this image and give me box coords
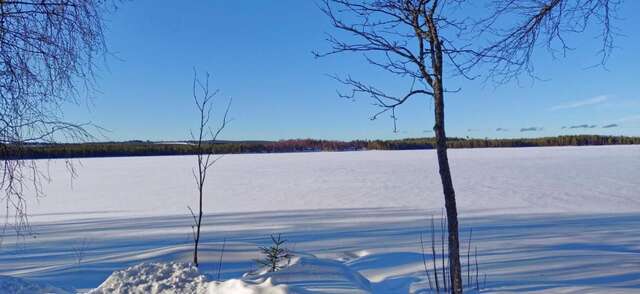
[550,95,609,111]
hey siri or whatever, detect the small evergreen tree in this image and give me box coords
[256,234,292,272]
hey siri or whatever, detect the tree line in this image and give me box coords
[2,135,638,160]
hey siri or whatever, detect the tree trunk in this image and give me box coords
[194,183,203,266]
[425,12,463,291]
[433,80,463,293]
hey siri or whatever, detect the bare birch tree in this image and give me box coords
[316,1,618,292]
[189,70,231,267]
[1,0,111,236]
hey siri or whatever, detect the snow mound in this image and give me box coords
[208,278,288,294]
[89,262,289,294]
[0,275,68,294]
[249,256,372,293]
[89,262,208,294]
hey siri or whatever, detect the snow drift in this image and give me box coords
[208,278,288,294]
[89,262,289,294]
[89,262,208,294]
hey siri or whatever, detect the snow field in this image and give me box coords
[1,145,639,293]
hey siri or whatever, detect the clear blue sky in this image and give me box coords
[65,0,640,141]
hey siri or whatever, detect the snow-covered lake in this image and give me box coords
[2,145,640,293]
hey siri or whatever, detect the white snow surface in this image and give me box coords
[23,145,640,221]
[89,262,208,294]
[208,278,287,294]
[1,145,639,293]
[89,262,287,294]
[0,275,68,294]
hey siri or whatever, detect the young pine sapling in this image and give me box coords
[256,234,293,272]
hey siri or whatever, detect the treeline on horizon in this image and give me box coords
[2,135,639,160]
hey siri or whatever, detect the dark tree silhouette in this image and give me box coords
[1,0,112,236]
[316,1,617,292]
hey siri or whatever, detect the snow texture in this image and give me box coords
[89,262,208,294]
[0,146,639,293]
[21,145,640,222]
[0,275,68,294]
[89,262,288,294]
[246,254,372,293]
[208,278,287,294]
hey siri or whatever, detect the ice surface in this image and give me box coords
[23,145,640,222]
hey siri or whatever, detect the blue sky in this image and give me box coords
[65,0,640,141]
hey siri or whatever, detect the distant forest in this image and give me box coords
[2,135,639,160]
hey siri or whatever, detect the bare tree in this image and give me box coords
[1,0,111,237]
[315,1,617,292]
[189,70,231,267]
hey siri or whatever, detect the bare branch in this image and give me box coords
[1,0,111,236]
[190,69,232,267]
[476,0,619,83]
